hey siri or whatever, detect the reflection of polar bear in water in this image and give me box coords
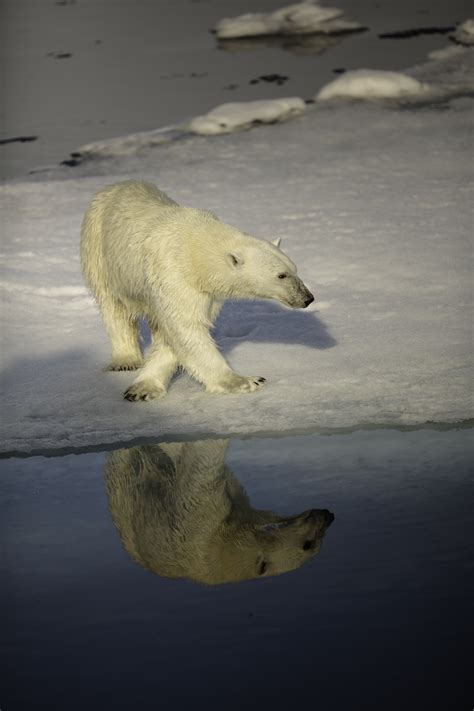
[80,180,314,401]
[105,439,334,585]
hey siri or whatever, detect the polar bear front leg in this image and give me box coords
[124,339,178,401]
[161,319,266,395]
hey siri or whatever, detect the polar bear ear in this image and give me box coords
[270,237,282,248]
[226,252,244,268]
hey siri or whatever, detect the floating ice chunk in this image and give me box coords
[188,98,306,135]
[214,1,364,39]
[451,18,474,46]
[75,125,185,159]
[428,44,467,61]
[316,69,430,101]
[216,12,282,39]
[273,1,343,29]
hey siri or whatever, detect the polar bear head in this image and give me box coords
[205,506,335,584]
[223,235,314,308]
[189,212,315,308]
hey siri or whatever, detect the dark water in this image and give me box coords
[1,429,473,710]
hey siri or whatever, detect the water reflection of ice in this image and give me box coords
[217,32,344,56]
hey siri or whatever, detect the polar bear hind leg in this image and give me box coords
[101,295,143,371]
[124,325,178,401]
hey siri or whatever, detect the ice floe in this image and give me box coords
[73,126,186,160]
[214,1,364,40]
[1,90,472,454]
[316,70,430,101]
[451,18,474,46]
[188,98,307,135]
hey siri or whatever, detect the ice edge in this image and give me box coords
[1,418,472,460]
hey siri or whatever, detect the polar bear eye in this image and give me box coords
[258,560,267,575]
[278,273,287,279]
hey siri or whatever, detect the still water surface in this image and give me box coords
[1,429,472,710]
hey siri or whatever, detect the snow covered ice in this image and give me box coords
[60,44,474,162]
[316,70,430,101]
[315,46,474,103]
[451,18,474,46]
[74,126,187,161]
[188,98,307,135]
[66,99,308,159]
[1,44,473,455]
[214,1,365,40]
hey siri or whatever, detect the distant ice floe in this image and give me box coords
[428,45,467,61]
[315,59,474,105]
[429,20,474,60]
[214,1,364,40]
[188,98,307,135]
[451,18,474,46]
[316,70,430,101]
[73,125,185,160]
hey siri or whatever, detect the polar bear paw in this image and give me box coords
[123,379,167,402]
[208,374,266,394]
[106,357,143,372]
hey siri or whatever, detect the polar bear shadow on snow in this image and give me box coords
[214,300,336,351]
[138,301,336,357]
[105,439,335,585]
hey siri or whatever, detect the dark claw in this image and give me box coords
[111,364,139,371]
[258,377,266,382]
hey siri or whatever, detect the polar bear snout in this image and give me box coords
[288,277,314,308]
[305,507,335,527]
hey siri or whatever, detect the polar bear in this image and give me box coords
[80,180,314,401]
[105,439,335,585]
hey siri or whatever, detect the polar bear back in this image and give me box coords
[80,180,195,306]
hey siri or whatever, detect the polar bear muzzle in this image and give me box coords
[287,275,314,308]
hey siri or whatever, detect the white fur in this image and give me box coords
[80,180,313,400]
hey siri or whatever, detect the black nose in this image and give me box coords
[305,508,334,525]
[322,509,335,526]
[303,294,314,307]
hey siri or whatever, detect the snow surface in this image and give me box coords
[188,97,307,135]
[1,49,473,455]
[316,70,429,100]
[214,1,364,40]
[1,48,473,454]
